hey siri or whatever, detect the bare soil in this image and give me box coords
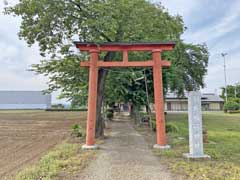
[0,110,87,179]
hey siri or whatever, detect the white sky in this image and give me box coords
[160,0,240,94]
[0,0,240,103]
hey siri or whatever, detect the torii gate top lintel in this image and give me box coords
[74,42,175,68]
[74,41,175,52]
[74,41,175,149]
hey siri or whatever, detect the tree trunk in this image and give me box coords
[95,52,115,137]
[95,24,123,137]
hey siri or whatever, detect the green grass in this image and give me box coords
[154,112,240,180]
[15,142,96,180]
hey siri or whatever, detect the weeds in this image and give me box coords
[15,142,95,180]
[71,124,85,137]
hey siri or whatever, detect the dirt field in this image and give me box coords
[0,110,87,178]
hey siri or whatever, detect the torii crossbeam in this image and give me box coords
[74,42,175,149]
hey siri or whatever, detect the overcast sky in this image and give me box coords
[0,0,240,103]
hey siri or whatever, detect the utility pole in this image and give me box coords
[221,53,228,102]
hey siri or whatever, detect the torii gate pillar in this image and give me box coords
[84,50,99,148]
[75,42,175,150]
[152,50,169,149]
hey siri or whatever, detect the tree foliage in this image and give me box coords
[221,84,240,99]
[104,41,209,106]
[5,0,209,134]
[224,101,239,111]
[31,54,89,104]
[5,0,183,55]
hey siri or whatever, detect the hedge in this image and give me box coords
[45,108,88,112]
[224,101,239,111]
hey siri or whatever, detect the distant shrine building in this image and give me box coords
[0,91,51,109]
[164,93,224,111]
[142,93,224,112]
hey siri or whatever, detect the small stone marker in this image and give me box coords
[183,91,210,159]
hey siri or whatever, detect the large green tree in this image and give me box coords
[5,0,209,136]
[221,84,240,99]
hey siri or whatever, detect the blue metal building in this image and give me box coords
[0,91,51,109]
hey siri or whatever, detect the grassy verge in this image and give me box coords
[138,112,240,180]
[15,142,96,180]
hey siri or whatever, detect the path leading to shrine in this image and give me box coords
[77,113,174,180]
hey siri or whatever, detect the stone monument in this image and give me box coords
[183,91,210,159]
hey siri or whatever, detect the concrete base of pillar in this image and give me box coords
[81,144,99,150]
[183,153,211,159]
[153,144,171,150]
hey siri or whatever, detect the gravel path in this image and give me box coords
[77,113,174,180]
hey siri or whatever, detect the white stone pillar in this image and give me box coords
[183,91,210,159]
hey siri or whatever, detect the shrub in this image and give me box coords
[106,111,114,120]
[106,108,114,120]
[166,123,179,133]
[107,108,114,114]
[140,112,148,116]
[151,119,156,131]
[151,118,178,133]
[228,97,240,104]
[71,124,85,137]
[227,110,240,114]
[224,101,239,111]
[51,104,64,109]
[46,108,87,111]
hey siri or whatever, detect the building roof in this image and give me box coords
[165,92,224,102]
[201,93,224,102]
[74,41,176,46]
[74,41,176,51]
[0,91,51,105]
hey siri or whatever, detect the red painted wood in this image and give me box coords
[152,50,167,146]
[80,60,170,67]
[76,42,175,148]
[123,50,128,63]
[76,44,174,51]
[85,51,99,146]
[161,60,171,67]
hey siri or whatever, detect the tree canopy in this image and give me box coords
[221,84,240,99]
[5,0,209,135]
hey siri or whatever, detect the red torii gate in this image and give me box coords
[74,42,175,149]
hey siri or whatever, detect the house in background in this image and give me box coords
[164,93,224,111]
[0,91,51,109]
